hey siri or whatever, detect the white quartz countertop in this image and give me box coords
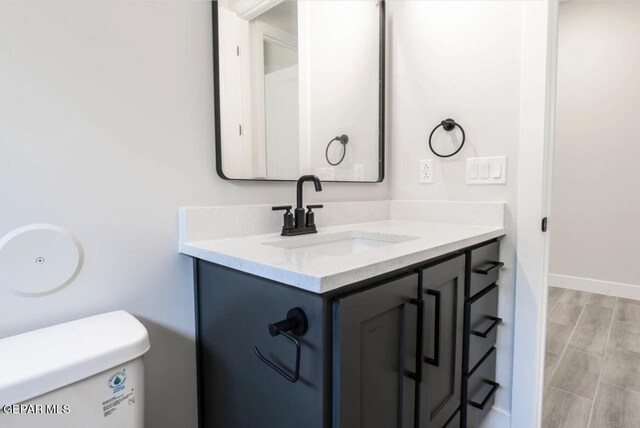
[180,220,505,294]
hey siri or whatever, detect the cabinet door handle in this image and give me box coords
[424,289,440,367]
[468,380,500,410]
[472,261,504,275]
[404,298,424,383]
[253,308,308,383]
[471,316,503,338]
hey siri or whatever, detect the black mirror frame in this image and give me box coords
[211,0,386,183]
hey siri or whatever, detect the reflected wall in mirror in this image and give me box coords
[214,0,385,182]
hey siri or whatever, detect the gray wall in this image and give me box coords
[0,2,388,427]
[550,1,640,287]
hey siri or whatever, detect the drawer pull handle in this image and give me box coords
[254,307,308,383]
[471,316,503,338]
[469,380,500,410]
[473,261,504,275]
[424,289,440,367]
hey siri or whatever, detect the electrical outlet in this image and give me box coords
[419,159,434,184]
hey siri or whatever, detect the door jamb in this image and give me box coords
[511,1,559,427]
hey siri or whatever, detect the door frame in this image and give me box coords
[511,1,559,427]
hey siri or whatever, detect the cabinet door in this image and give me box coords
[421,256,465,428]
[333,273,421,428]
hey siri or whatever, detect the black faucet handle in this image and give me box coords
[305,205,323,228]
[272,205,293,212]
[273,206,294,232]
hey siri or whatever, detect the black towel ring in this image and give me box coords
[428,119,465,158]
[325,134,349,166]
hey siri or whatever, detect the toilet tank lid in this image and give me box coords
[0,311,150,405]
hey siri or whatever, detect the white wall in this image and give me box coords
[388,1,523,419]
[0,2,389,427]
[550,1,640,288]
[299,1,380,181]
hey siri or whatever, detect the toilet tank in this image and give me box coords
[0,311,150,428]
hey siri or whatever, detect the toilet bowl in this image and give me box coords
[0,311,150,428]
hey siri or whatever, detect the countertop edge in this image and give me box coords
[180,227,506,294]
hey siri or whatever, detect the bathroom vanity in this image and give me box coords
[183,218,504,428]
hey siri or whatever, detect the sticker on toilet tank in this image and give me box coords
[102,390,136,418]
[107,370,127,393]
[103,369,136,418]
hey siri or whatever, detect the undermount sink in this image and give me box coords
[263,231,418,257]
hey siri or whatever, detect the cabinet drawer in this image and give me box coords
[468,284,501,372]
[468,241,501,298]
[467,347,498,428]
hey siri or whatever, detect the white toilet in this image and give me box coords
[0,311,150,428]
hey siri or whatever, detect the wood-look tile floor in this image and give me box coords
[543,287,640,428]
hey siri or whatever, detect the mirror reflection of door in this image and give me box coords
[218,0,299,180]
[257,3,299,179]
[264,38,299,180]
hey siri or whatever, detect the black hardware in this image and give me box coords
[268,307,308,337]
[471,316,503,338]
[378,0,386,182]
[305,205,323,228]
[279,175,323,236]
[408,297,425,384]
[272,205,294,233]
[254,307,308,383]
[325,134,349,166]
[410,293,425,426]
[542,217,548,232]
[428,118,466,158]
[254,332,301,383]
[468,380,500,410]
[424,289,441,367]
[403,296,422,422]
[272,205,292,211]
[404,370,419,381]
[472,261,504,275]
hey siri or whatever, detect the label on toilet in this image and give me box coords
[102,390,136,418]
[108,370,127,393]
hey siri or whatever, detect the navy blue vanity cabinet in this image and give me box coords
[194,261,328,428]
[192,238,502,428]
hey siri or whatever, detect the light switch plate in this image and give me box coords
[419,159,434,184]
[466,156,507,184]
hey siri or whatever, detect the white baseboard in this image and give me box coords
[479,406,511,428]
[549,273,640,300]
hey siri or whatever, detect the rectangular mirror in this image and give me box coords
[213,0,385,182]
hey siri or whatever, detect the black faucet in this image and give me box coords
[272,175,323,236]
